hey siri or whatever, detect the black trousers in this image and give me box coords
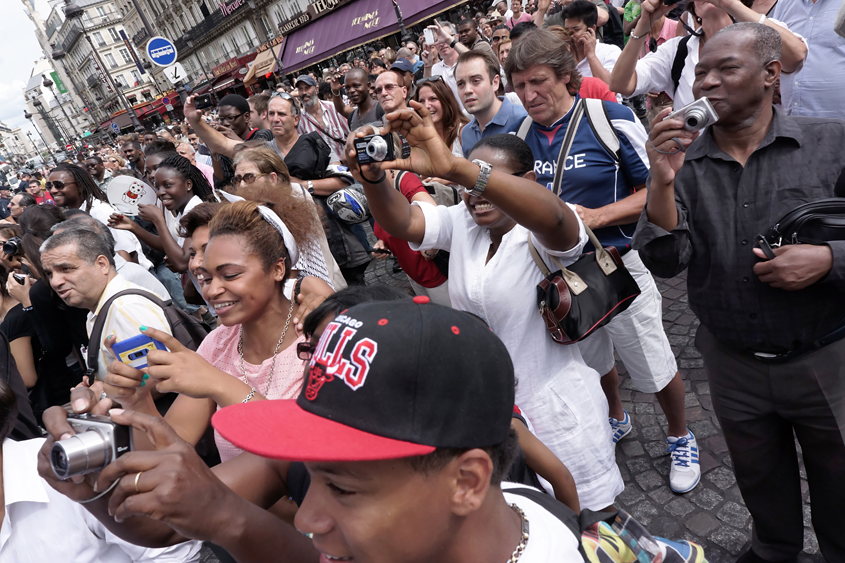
[696,326,845,562]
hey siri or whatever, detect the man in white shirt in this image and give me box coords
[562,0,621,84]
[424,22,469,115]
[0,378,201,563]
[39,228,172,381]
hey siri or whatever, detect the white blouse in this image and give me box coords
[411,201,624,510]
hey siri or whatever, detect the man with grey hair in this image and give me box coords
[293,74,350,163]
[54,214,169,299]
[636,23,845,563]
[40,228,174,381]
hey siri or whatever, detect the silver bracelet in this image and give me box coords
[242,387,256,403]
[758,14,767,24]
[629,30,648,40]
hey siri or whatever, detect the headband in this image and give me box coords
[218,190,300,267]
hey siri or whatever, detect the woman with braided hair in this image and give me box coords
[109,154,217,274]
[47,163,152,271]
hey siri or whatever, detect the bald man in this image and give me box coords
[328,68,385,130]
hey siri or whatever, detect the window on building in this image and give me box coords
[105,53,118,68]
[115,74,128,88]
[93,31,106,47]
[120,48,132,64]
[131,70,141,86]
[199,1,210,18]
[108,27,120,42]
[96,6,107,17]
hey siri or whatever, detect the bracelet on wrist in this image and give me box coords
[629,30,648,40]
[332,89,342,97]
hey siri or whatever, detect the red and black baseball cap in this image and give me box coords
[212,297,515,462]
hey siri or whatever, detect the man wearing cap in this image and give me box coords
[39,300,585,562]
[295,75,351,163]
[390,57,418,103]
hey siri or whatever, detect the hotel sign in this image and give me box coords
[277,0,355,36]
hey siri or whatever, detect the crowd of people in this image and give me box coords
[0,0,842,561]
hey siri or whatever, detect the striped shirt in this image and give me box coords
[85,274,171,381]
[296,100,350,163]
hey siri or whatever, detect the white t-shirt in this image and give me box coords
[632,19,800,110]
[0,437,201,563]
[501,483,584,561]
[411,202,624,510]
[576,42,622,78]
[163,194,203,248]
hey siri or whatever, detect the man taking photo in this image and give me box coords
[635,23,845,563]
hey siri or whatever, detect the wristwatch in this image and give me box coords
[307,180,315,194]
[468,159,492,197]
[449,36,459,49]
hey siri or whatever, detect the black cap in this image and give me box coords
[213,297,515,461]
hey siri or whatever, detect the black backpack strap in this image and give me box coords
[672,36,692,100]
[86,289,174,377]
[505,486,587,559]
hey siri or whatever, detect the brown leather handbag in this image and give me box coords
[528,228,641,344]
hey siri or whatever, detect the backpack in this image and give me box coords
[601,1,627,50]
[505,486,709,563]
[393,171,461,207]
[516,97,621,163]
[86,289,211,379]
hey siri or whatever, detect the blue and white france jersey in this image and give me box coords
[524,96,650,251]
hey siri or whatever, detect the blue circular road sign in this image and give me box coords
[146,36,178,67]
[110,123,120,133]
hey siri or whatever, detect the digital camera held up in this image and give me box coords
[50,413,134,480]
[3,236,23,257]
[354,133,411,166]
[663,97,719,132]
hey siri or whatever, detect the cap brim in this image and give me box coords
[212,400,436,462]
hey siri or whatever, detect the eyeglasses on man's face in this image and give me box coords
[375,83,400,95]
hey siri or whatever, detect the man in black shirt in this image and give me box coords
[635,24,845,563]
[328,68,384,129]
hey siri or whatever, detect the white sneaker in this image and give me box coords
[666,430,701,493]
[609,410,632,444]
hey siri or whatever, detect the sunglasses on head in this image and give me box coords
[270,92,294,101]
[415,75,444,87]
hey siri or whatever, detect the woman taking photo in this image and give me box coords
[344,106,623,511]
[102,182,333,462]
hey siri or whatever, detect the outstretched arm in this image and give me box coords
[184,96,243,159]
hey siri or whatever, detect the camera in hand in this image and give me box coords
[3,236,23,257]
[663,98,719,132]
[193,93,215,110]
[354,133,411,166]
[50,413,134,480]
[12,273,26,285]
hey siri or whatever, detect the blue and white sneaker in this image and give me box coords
[609,410,632,444]
[666,430,701,493]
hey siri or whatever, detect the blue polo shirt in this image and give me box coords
[461,96,528,158]
[523,96,650,251]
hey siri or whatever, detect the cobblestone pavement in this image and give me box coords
[200,259,824,563]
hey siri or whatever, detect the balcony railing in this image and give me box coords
[173,10,227,53]
[86,75,100,88]
[61,24,83,52]
[82,12,117,28]
[133,28,149,49]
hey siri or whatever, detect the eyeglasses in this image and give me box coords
[375,83,400,95]
[297,341,318,361]
[218,112,245,124]
[85,162,99,168]
[415,75,444,87]
[46,180,75,190]
[232,173,267,185]
[491,35,504,42]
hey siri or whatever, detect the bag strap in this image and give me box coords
[582,98,620,163]
[527,237,551,277]
[303,109,347,145]
[550,100,585,197]
[515,116,534,140]
[672,36,692,99]
[87,288,173,376]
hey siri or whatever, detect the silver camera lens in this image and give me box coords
[685,108,706,130]
[50,429,113,480]
[365,136,389,161]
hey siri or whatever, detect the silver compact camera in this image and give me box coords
[663,97,719,132]
[50,413,134,480]
[354,133,411,166]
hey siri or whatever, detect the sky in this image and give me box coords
[0,0,55,137]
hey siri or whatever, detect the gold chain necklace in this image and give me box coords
[237,299,295,397]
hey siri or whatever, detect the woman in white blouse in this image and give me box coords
[347,105,623,511]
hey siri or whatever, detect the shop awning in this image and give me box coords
[212,77,237,91]
[279,0,464,74]
[244,44,283,85]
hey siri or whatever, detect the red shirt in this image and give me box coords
[34,192,54,205]
[579,77,618,103]
[373,173,448,288]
